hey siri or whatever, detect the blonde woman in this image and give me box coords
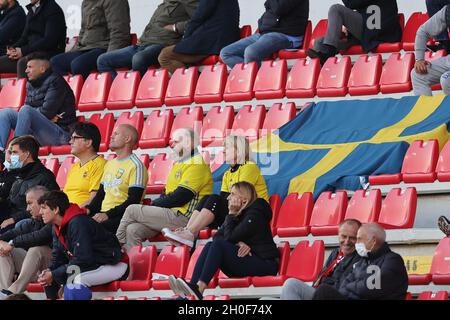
[163,135,268,247]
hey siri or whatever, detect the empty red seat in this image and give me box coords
[44,158,59,176]
[119,245,157,291]
[87,113,115,152]
[170,106,203,139]
[230,104,266,141]
[403,12,429,51]
[106,71,140,110]
[56,156,76,189]
[64,74,84,106]
[310,191,348,236]
[269,193,281,236]
[348,54,382,96]
[417,291,449,300]
[251,241,291,287]
[253,59,287,100]
[113,111,144,148]
[152,245,190,290]
[402,140,439,183]
[223,62,258,102]
[200,105,234,147]
[378,187,417,229]
[147,153,174,194]
[317,56,351,97]
[345,189,381,223]
[436,139,450,182]
[139,109,174,149]
[380,53,415,94]
[285,58,320,98]
[430,237,450,284]
[165,67,198,106]
[185,244,218,288]
[0,78,26,111]
[278,21,312,59]
[78,72,111,112]
[135,68,169,108]
[194,64,227,104]
[262,103,296,136]
[275,192,313,237]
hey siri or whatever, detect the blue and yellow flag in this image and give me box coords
[213,95,450,199]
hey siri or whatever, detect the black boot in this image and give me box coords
[307,44,337,66]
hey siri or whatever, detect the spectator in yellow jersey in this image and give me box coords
[116,128,212,248]
[85,124,148,234]
[163,135,268,247]
[63,122,106,208]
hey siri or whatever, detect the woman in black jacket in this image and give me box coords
[168,181,279,300]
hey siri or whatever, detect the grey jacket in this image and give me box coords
[138,0,199,46]
[73,0,131,52]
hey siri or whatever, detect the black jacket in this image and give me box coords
[12,0,66,57]
[0,169,16,211]
[315,248,360,289]
[8,161,59,223]
[215,198,279,261]
[342,0,402,52]
[0,2,26,55]
[174,0,240,55]
[25,69,77,131]
[337,242,408,300]
[258,0,309,37]
[50,204,126,285]
[0,217,52,250]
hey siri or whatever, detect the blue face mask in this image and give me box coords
[10,154,24,170]
[3,160,10,171]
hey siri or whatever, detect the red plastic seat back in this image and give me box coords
[0,78,26,111]
[45,158,60,176]
[113,111,144,147]
[309,19,327,49]
[402,13,429,51]
[139,109,174,149]
[378,187,417,229]
[165,67,198,106]
[276,192,314,230]
[379,53,415,94]
[57,156,76,189]
[285,58,320,98]
[106,71,140,110]
[436,139,450,181]
[201,105,234,147]
[262,102,296,135]
[286,240,324,282]
[429,237,450,279]
[147,153,175,187]
[153,245,190,278]
[194,64,227,104]
[223,62,258,102]
[126,245,157,281]
[185,244,206,282]
[253,59,288,99]
[64,75,84,106]
[135,69,169,108]
[240,25,252,38]
[87,113,115,152]
[348,54,382,96]
[345,189,381,223]
[401,140,439,181]
[230,104,266,141]
[417,291,449,300]
[170,106,203,139]
[269,193,282,236]
[78,72,111,111]
[310,191,348,234]
[317,56,351,97]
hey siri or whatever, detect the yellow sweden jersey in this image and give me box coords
[101,154,148,212]
[64,156,106,207]
[165,153,213,218]
[221,161,269,202]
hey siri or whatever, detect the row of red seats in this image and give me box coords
[406,291,449,300]
[370,139,450,185]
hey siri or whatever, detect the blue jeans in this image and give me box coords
[426,0,450,41]
[0,106,71,149]
[97,44,164,78]
[220,32,296,69]
[50,48,106,79]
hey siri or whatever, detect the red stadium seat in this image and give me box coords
[106,71,140,110]
[436,139,450,182]
[210,150,225,172]
[135,68,169,108]
[403,12,429,51]
[240,25,252,38]
[275,192,313,237]
[430,237,450,285]
[170,106,203,139]
[310,191,348,236]
[253,59,287,100]
[87,113,115,152]
[262,102,296,136]
[165,67,198,106]
[378,187,417,229]
[78,72,111,112]
[345,189,381,223]
[230,104,266,141]
[278,21,312,59]
[152,245,190,290]
[199,55,220,66]
[223,62,258,102]
[201,105,234,147]
[45,158,60,176]
[138,109,174,149]
[0,78,26,111]
[194,64,227,104]
[285,58,320,98]
[64,74,84,106]
[203,295,231,300]
[113,111,144,148]
[119,245,157,291]
[269,193,281,236]
[147,153,174,194]
[251,241,291,287]
[425,50,448,91]
[139,154,150,169]
[56,156,76,189]
[309,19,327,50]
[373,14,405,53]
[402,140,438,183]
[379,53,415,94]
[185,244,218,288]
[316,56,351,97]
[348,54,382,96]
[130,33,138,45]
[417,291,449,300]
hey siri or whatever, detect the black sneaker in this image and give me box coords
[438,216,450,237]
[307,48,336,66]
[176,278,203,300]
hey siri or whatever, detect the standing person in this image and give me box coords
[426,0,450,51]
[0,0,26,55]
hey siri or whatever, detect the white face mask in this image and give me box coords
[355,242,370,257]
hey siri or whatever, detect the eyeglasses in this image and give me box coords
[69,135,86,142]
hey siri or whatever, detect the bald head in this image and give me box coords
[357,223,386,253]
[109,124,139,154]
[171,128,198,161]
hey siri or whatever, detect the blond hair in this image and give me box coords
[231,181,258,210]
[224,135,251,164]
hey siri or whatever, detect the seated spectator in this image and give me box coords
[85,124,148,234]
[116,128,212,248]
[37,191,129,300]
[307,0,402,65]
[0,185,52,299]
[0,141,17,213]
[158,0,240,74]
[0,0,26,55]
[426,0,450,51]
[168,182,279,300]
[51,0,130,79]
[280,219,361,300]
[312,223,408,300]
[411,5,450,96]
[0,0,66,78]
[220,0,309,69]
[0,136,59,233]
[438,215,449,236]
[97,0,199,79]
[63,122,106,208]
[0,52,77,153]
[163,135,268,248]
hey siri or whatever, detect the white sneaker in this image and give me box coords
[168,275,185,297]
[164,228,195,247]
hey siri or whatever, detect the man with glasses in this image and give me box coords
[63,122,106,208]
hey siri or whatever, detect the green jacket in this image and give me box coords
[73,0,131,52]
[138,0,198,46]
